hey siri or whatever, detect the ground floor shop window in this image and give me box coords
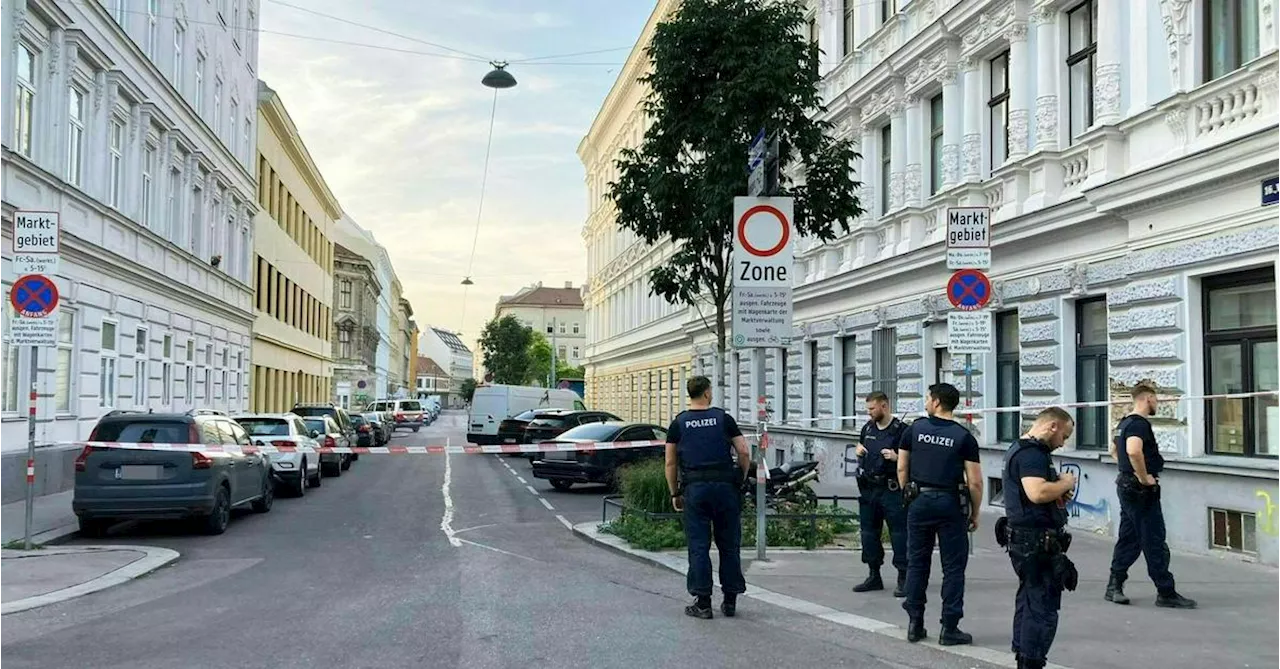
[1203,268,1276,457]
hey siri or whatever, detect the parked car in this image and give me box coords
[362,412,393,446]
[350,413,378,448]
[366,399,426,432]
[468,385,584,444]
[233,413,323,496]
[73,410,274,536]
[518,409,623,462]
[292,403,359,462]
[530,421,667,491]
[301,415,352,476]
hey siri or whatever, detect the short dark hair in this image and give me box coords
[687,375,711,399]
[1132,383,1158,400]
[865,391,889,404]
[928,383,961,412]
[1035,406,1074,425]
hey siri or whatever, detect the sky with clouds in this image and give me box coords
[257,0,656,353]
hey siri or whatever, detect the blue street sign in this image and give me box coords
[747,128,766,171]
[1263,176,1278,206]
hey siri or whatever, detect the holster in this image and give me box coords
[902,481,920,506]
[1117,473,1161,504]
[1052,553,1079,591]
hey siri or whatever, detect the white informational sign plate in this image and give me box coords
[946,206,991,249]
[732,287,793,348]
[946,247,992,270]
[947,311,993,354]
[13,211,60,274]
[9,318,57,346]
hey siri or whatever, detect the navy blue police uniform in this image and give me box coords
[1003,438,1071,669]
[1108,413,1177,597]
[898,416,980,636]
[667,407,747,600]
[856,418,909,588]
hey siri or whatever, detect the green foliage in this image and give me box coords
[609,0,863,359]
[742,498,858,550]
[460,378,478,403]
[556,364,585,380]
[527,332,554,386]
[601,514,688,551]
[618,459,677,513]
[478,315,534,385]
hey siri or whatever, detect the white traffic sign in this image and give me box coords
[13,211,60,274]
[732,196,794,348]
[947,311,993,354]
[946,247,992,270]
[946,206,990,249]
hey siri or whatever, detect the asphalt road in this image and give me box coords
[1,411,1003,669]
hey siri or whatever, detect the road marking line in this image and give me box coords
[539,498,555,511]
[457,538,539,562]
[525,485,538,495]
[439,452,461,547]
[453,524,498,535]
[555,514,573,530]
[516,476,527,484]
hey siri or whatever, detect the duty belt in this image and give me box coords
[859,474,899,490]
[1008,526,1072,555]
[682,465,740,485]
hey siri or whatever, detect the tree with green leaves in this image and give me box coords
[527,332,554,386]
[609,0,863,400]
[478,315,534,385]
[460,378,478,403]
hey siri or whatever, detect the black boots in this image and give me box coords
[1104,572,1130,605]
[853,567,884,592]
[1018,658,1046,669]
[938,624,973,646]
[685,596,713,619]
[1155,591,1197,609]
[893,570,907,598]
[906,617,927,643]
[721,594,737,617]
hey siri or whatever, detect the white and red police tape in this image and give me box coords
[66,439,668,456]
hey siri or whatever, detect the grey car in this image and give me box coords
[73,410,274,537]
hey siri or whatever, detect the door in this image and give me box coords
[212,420,247,501]
[614,426,656,468]
[226,419,260,499]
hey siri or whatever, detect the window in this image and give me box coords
[112,0,127,24]
[929,94,944,195]
[56,311,75,412]
[99,321,118,409]
[1067,1,1097,139]
[557,345,567,360]
[935,347,955,388]
[109,121,124,208]
[807,341,819,418]
[339,328,351,358]
[880,124,892,215]
[871,328,897,406]
[880,0,894,24]
[841,336,857,429]
[546,323,554,334]
[166,168,181,240]
[213,77,223,133]
[141,144,156,227]
[67,87,86,186]
[1075,297,1108,449]
[190,182,204,256]
[842,0,855,56]
[1203,269,1276,457]
[134,328,148,407]
[204,365,212,402]
[559,321,567,335]
[162,334,173,405]
[996,311,1020,441]
[233,351,243,401]
[1204,0,1260,82]
[989,51,1010,168]
[1210,508,1257,554]
[173,25,185,90]
[571,346,580,359]
[146,0,159,57]
[340,279,352,308]
[572,322,580,334]
[194,53,205,113]
[242,117,252,163]
[229,99,238,142]
[13,44,35,158]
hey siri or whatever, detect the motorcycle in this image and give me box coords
[742,459,821,509]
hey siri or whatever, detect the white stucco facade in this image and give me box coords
[418,326,473,408]
[2,0,260,452]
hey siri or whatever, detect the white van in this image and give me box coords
[467,385,584,444]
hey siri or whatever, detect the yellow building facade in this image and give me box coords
[249,82,339,412]
[579,0,694,428]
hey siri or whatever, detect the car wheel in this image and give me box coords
[78,517,112,538]
[550,479,574,492]
[308,463,323,488]
[202,487,232,535]
[340,455,352,471]
[252,476,274,513]
[324,461,342,477]
[292,468,307,497]
[412,426,420,433]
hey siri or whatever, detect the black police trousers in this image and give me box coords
[1109,478,1176,594]
[902,491,969,626]
[858,482,907,571]
[1009,543,1063,662]
[683,481,746,598]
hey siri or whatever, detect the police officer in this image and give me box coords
[665,375,751,619]
[1003,407,1078,669]
[1106,383,1196,609]
[852,391,908,597]
[896,382,982,645]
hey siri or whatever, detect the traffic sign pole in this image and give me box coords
[24,358,37,550]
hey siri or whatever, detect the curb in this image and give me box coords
[1,545,180,615]
[571,521,1071,669]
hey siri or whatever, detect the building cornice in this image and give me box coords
[257,83,343,220]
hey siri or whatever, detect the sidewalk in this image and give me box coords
[1,490,78,545]
[575,514,1279,669]
[1,545,179,614]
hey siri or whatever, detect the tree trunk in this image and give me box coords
[714,300,727,410]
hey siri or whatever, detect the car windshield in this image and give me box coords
[511,410,538,421]
[291,407,331,418]
[235,418,290,436]
[554,423,621,442]
[362,413,381,423]
[93,421,191,444]
[302,418,328,433]
[529,417,568,428]
[399,401,422,411]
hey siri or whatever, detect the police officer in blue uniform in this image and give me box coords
[852,391,908,596]
[1002,407,1079,669]
[1106,383,1196,609]
[896,382,982,645]
[665,375,751,619]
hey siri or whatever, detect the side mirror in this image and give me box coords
[310,430,321,439]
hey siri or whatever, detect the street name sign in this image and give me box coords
[9,274,59,346]
[732,196,794,348]
[945,206,990,270]
[947,311,993,354]
[12,211,60,275]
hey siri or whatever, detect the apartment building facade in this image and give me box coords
[2,0,259,452]
[248,81,336,412]
[496,282,588,370]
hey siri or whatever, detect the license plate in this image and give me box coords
[117,465,164,480]
[504,438,516,444]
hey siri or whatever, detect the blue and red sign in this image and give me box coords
[947,269,991,311]
[9,274,59,318]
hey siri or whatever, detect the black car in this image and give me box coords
[530,421,667,491]
[496,409,540,446]
[292,403,359,463]
[350,413,376,447]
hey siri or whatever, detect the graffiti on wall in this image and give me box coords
[1058,463,1111,532]
[1258,490,1279,538]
